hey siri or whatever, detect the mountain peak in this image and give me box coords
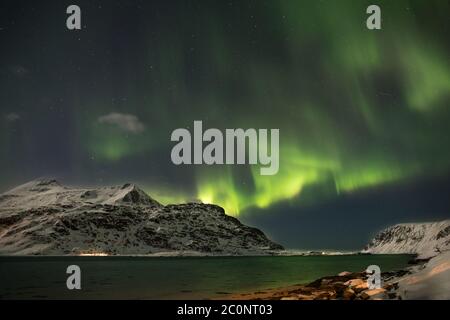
[0,180,283,255]
[1,180,161,208]
[111,183,160,206]
[34,178,61,186]
[6,178,62,194]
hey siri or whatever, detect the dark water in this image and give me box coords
[0,255,412,299]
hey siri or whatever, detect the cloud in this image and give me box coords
[98,112,145,134]
[5,113,20,122]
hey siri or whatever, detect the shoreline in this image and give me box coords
[1,253,445,299]
[0,249,367,257]
[218,270,407,300]
[219,251,450,300]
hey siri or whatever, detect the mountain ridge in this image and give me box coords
[0,179,283,255]
[363,220,450,259]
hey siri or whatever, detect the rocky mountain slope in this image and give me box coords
[0,179,283,255]
[363,220,450,259]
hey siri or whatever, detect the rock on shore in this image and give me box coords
[227,220,450,300]
[225,271,404,300]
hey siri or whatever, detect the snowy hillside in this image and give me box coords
[364,220,450,259]
[0,179,283,255]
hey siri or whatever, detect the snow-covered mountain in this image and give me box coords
[363,220,450,259]
[0,179,283,255]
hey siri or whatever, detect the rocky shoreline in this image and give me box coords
[223,269,409,300]
[224,252,450,300]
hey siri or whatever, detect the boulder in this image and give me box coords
[354,282,369,292]
[360,288,388,300]
[313,291,337,300]
[342,288,356,300]
[344,278,365,287]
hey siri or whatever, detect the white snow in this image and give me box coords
[395,251,450,300]
[0,179,283,256]
[363,220,450,259]
[0,179,160,209]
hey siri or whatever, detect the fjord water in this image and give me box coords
[0,255,412,299]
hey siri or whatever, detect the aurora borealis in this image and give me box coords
[1,0,450,248]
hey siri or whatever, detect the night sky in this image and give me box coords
[1,0,450,249]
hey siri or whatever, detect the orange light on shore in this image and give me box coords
[78,252,109,256]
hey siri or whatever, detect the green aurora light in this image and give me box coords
[78,1,450,215]
[2,0,449,217]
